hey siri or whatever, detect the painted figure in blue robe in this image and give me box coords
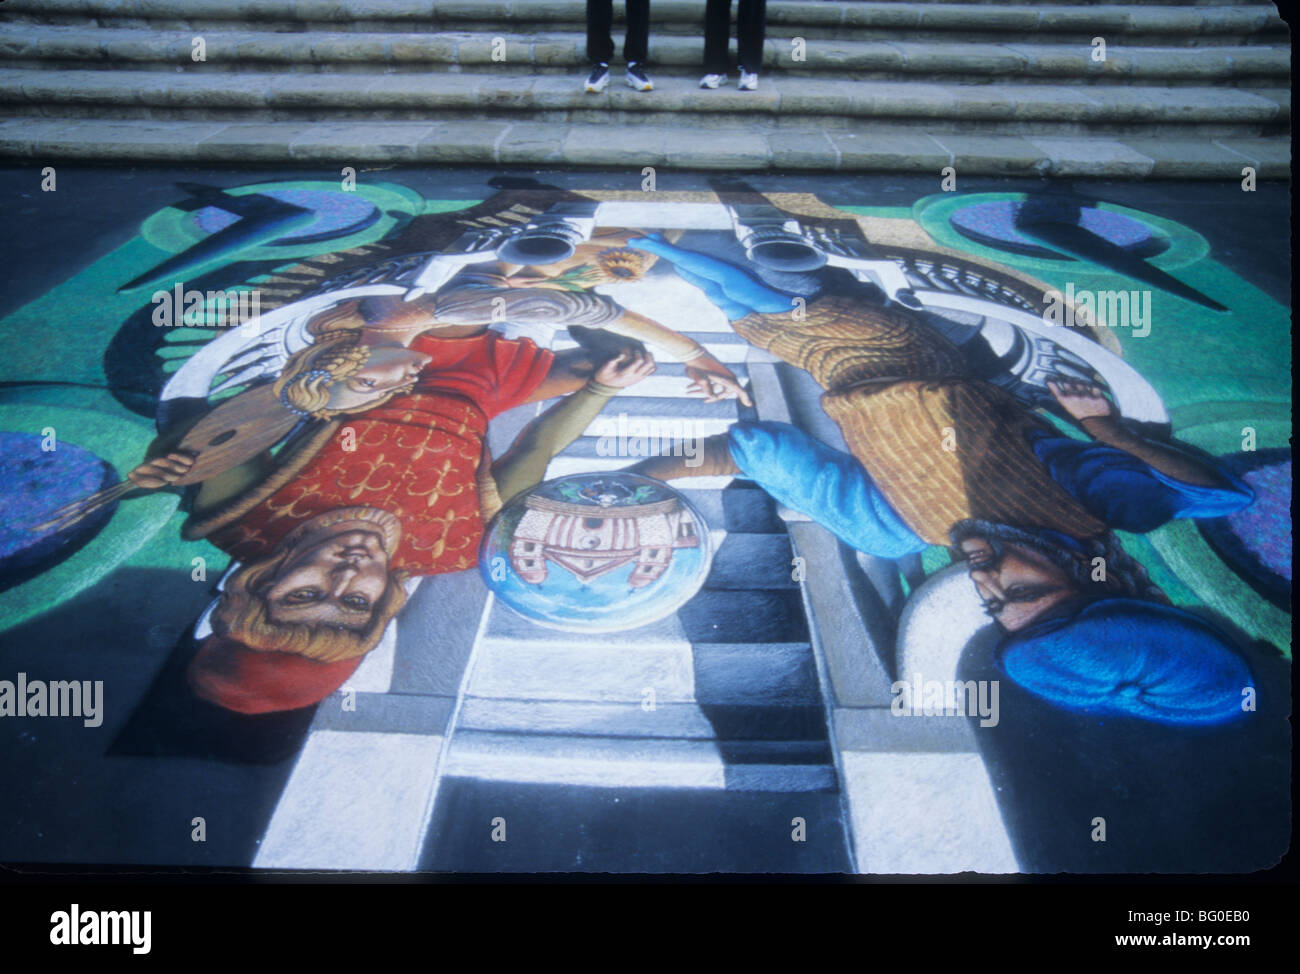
[622,233,1256,725]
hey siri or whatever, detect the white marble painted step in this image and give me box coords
[443,728,728,789]
[578,394,739,438]
[441,729,837,792]
[471,602,700,702]
[560,433,720,462]
[458,695,835,743]
[459,695,721,739]
[253,729,445,871]
[595,280,741,335]
[839,751,1018,873]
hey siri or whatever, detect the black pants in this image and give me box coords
[587,0,650,64]
[704,0,766,74]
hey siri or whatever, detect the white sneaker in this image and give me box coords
[699,73,726,89]
[625,62,654,91]
[584,63,610,93]
[738,69,758,91]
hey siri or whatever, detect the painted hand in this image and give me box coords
[595,349,657,389]
[128,452,196,489]
[1048,378,1114,422]
[686,354,753,406]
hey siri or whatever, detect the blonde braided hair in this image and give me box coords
[271,329,413,420]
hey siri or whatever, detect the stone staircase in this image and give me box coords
[0,0,1289,174]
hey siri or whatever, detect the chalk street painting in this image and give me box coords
[0,181,1289,873]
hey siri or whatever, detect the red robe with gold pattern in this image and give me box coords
[207,330,553,574]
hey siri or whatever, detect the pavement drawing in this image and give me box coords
[0,171,1289,874]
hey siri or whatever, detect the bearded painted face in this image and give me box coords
[956,534,1079,632]
[949,518,1101,631]
[210,507,409,666]
[261,507,402,631]
[950,518,1168,632]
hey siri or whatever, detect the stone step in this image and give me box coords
[439,729,838,791]
[416,777,852,871]
[467,637,823,706]
[0,117,1286,177]
[0,71,1285,138]
[580,392,738,428]
[626,485,783,537]
[561,432,719,464]
[717,485,788,534]
[2,26,1289,80]
[545,457,736,490]
[457,696,830,740]
[705,532,801,590]
[2,1,1283,43]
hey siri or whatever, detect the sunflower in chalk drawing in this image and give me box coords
[595,246,652,281]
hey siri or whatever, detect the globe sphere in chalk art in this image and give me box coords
[479,472,714,633]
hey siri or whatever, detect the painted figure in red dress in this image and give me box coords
[121,266,719,714]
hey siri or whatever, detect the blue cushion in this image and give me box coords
[998,599,1254,725]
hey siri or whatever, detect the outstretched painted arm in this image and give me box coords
[493,350,657,505]
[626,234,793,318]
[605,309,752,406]
[1049,380,1238,490]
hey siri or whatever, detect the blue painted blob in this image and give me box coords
[949,200,1162,257]
[0,432,118,589]
[998,598,1254,726]
[194,189,380,244]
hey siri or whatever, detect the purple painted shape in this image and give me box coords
[1227,461,1291,581]
[0,433,115,560]
[193,189,378,243]
[950,201,1156,250]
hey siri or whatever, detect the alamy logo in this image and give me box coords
[891,674,1000,727]
[0,674,103,727]
[151,283,261,333]
[593,413,704,467]
[1041,284,1151,338]
[49,905,151,954]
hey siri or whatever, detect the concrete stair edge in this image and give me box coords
[0,69,1287,126]
[1,27,1290,80]
[440,727,839,792]
[0,116,1288,178]
[0,0,1287,37]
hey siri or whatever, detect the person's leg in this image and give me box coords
[627,234,790,314]
[703,0,732,75]
[629,422,928,558]
[628,433,739,480]
[587,0,615,64]
[736,0,766,75]
[624,0,650,64]
[670,266,753,321]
